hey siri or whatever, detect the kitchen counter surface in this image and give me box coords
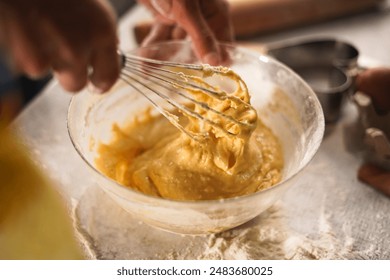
[13,2,390,259]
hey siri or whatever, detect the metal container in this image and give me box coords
[267,38,359,123]
[293,64,352,123]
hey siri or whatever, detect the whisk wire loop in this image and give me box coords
[120,54,257,140]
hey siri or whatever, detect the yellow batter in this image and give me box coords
[95,66,283,201]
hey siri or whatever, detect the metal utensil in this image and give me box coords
[267,38,359,69]
[119,54,257,141]
[266,38,359,123]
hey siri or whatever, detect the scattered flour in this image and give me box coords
[73,187,374,260]
[197,205,357,260]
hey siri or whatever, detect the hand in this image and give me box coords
[0,0,119,93]
[358,163,390,197]
[355,67,390,114]
[356,67,390,197]
[138,0,234,65]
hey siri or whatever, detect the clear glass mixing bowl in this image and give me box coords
[68,41,324,234]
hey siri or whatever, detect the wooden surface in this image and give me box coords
[230,0,384,37]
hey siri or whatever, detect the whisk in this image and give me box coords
[119,53,257,140]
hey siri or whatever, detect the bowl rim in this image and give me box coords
[67,40,325,207]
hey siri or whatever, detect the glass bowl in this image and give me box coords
[67,41,324,234]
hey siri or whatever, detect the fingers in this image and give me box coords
[358,163,390,197]
[199,0,233,43]
[141,22,174,47]
[172,26,187,40]
[89,46,120,92]
[50,0,119,93]
[0,0,119,94]
[356,67,390,114]
[139,0,174,24]
[173,0,221,65]
[355,68,390,197]
[52,46,89,93]
[1,11,50,78]
[47,20,118,93]
[139,0,234,65]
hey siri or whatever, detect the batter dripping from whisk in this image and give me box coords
[95,67,283,200]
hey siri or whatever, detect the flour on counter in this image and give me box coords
[73,187,373,260]
[198,205,357,260]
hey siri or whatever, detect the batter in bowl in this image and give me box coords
[95,67,283,201]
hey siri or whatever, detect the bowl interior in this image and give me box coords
[67,41,324,233]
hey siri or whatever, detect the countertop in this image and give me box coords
[13,2,390,259]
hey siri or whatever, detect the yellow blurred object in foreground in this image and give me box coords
[0,127,83,259]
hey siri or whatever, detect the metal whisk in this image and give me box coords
[120,54,257,140]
